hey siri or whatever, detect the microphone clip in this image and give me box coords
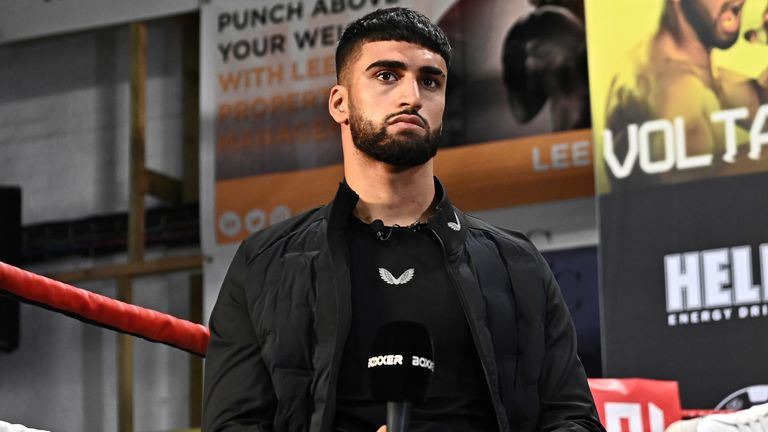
[371,219,394,241]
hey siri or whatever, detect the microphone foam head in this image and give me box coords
[368,321,434,403]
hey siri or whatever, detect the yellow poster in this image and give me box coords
[586,0,768,194]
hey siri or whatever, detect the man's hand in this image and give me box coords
[377,426,386,432]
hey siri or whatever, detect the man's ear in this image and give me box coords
[329,84,349,124]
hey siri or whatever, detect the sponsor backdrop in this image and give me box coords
[587,0,768,407]
[200,0,596,319]
[202,0,594,245]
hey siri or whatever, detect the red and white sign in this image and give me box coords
[589,379,682,432]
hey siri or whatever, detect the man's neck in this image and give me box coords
[345,159,437,227]
[657,7,713,72]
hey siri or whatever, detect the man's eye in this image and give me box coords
[422,78,438,88]
[377,71,397,81]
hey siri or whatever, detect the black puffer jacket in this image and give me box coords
[203,180,603,432]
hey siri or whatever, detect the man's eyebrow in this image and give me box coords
[365,60,407,72]
[364,60,446,77]
[420,65,446,77]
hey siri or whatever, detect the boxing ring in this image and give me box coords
[0,260,746,432]
[0,261,209,357]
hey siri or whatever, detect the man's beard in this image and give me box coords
[681,0,740,49]
[349,107,441,168]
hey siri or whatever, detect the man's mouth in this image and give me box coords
[388,114,426,130]
[720,1,744,33]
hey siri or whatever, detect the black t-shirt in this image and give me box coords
[334,216,497,432]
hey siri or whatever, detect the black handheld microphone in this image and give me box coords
[368,321,434,432]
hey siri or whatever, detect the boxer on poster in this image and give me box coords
[600,0,768,189]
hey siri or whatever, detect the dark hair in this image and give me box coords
[335,7,451,82]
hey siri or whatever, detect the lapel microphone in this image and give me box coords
[370,219,393,241]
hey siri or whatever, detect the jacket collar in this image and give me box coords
[326,180,358,232]
[325,177,467,255]
[425,178,467,257]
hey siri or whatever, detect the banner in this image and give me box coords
[203,0,595,245]
[587,0,768,408]
[208,0,450,245]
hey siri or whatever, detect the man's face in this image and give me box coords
[344,40,447,168]
[680,0,745,49]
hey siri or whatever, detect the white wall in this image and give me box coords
[0,18,183,225]
[0,16,198,432]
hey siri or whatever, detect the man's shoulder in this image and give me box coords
[462,213,541,259]
[461,213,555,292]
[603,41,658,123]
[240,205,327,257]
[607,40,718,114]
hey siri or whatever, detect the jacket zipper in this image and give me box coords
[428,226,509,432]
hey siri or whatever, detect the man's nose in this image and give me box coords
[399,77,422,109]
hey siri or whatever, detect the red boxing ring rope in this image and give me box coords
[0,261,209,357]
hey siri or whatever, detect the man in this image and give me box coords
[203,7,603,432]
[436,0,589,149]
[500,0,591,131]
[602,0,768,189]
